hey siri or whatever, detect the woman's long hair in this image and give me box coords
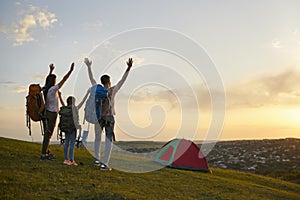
[42,74,56,100]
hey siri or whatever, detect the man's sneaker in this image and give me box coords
[99,164,112,171]
[63,159,71,165]
[70,160,78,166]
[94,160,101,166]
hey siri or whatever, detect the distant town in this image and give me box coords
[203,138,300,183]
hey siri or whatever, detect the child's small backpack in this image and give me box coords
[84,84,108,124]
[58,105,79,134]
[26,84,45,135]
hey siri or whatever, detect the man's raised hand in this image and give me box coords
[127,58,133,69]
[84,58,92,67]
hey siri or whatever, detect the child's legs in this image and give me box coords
[64,133,70,160]
[69,130,77,161]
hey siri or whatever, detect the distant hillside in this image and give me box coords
[1,137,300,199]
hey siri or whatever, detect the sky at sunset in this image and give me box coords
[1,0,300,143]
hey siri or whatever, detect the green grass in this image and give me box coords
[1,137,300,200]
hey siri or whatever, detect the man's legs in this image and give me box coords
[94,122,102,162]
[102,116,115,166]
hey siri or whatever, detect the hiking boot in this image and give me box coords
[63,159,71,165]
[99,164,112,171]
[70,160,78,166]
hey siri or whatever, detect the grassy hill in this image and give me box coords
[1,137,300,200]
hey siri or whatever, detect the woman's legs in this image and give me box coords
[41,110,57,155]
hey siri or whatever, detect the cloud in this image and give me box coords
[0,21,7,33]
[124,69,300,112]
[292,29,298,35]
[0,81,28,93]
[3,4,58,46]
[0,106,22,111]
[131,88,179,104]
[0,81,16,85]
[102,41,111,49]
[122,55,145,65]
[131,56,145,65]
[272,39,282,48]
[227,69,300,108]
[13,14,37,46]
[124,84,213,111]
[32,74,45,82]
[99,40,145,65]
[28,4,37,13]
[10,85,27,93]
[82,20,103,31]
[36,12,58,28]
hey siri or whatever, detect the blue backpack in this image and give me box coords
[84,84,108,124]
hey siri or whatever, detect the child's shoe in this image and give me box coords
[70,160,78,166]
[63,159,71,165]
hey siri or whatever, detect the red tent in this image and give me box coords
[154,138,210,172]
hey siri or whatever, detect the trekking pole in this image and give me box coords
[57,127,60,141]
[26,113,31,136]
[40,121,44,136]
[76,126,82,148]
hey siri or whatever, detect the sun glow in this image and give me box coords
[279,107,300,127]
